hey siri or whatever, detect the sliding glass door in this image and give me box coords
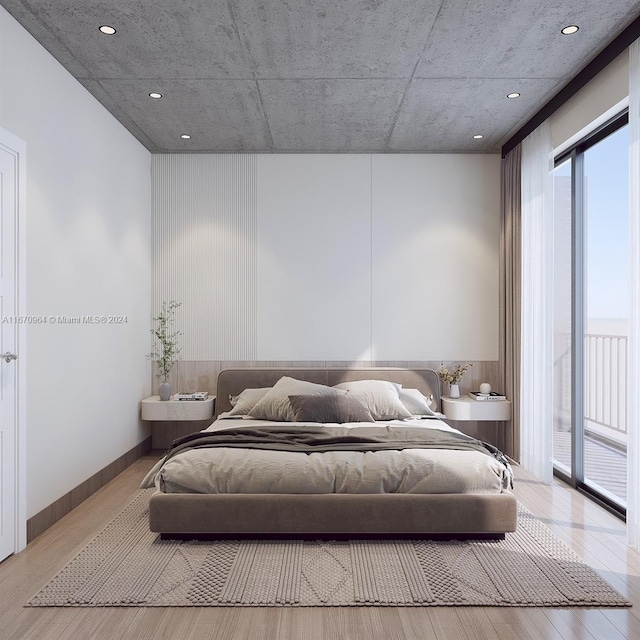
[552,114,629,513]
[582,124,629,505]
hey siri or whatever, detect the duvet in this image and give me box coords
[141,418,513,496]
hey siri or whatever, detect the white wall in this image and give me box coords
[371,155,500,360]
[551,50,629,148]
[0,7,152,517]
[153,153,500,362]
[256,155,373,360]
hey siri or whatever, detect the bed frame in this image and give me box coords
[149,367,517,538]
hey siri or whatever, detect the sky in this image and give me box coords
[553,124,629,323]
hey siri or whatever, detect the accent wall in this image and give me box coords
[153,153,500,362]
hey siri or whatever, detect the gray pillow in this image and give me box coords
[249,376,346,421]
[288,394,375,423]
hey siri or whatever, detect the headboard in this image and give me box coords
[214,367,441,417]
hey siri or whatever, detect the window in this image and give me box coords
[553,113,629,514]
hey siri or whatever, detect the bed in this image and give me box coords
[143,368,517,539]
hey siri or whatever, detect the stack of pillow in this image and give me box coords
[224,376,439,424]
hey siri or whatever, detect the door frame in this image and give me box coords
[0,126,27,553]
[552,111,629,517]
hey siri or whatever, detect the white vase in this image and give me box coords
[159,381,172,401]
[449,383,460,399]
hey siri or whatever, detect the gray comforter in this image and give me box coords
[141,420,513,495]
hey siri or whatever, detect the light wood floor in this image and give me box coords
[1,455,640,640]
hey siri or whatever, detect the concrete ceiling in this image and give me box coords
[2,0,640,154]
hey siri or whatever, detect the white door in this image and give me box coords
[0,134,23,561]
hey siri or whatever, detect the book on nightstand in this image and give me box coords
[468,391,507,401]
[174,392,209,401]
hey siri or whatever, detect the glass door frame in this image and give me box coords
[553,111,628,519]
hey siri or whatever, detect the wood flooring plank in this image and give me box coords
[195,608,254,640]
[321,608,387,640]
[365,609,410,640]
[518,608,563,640]
[395,609,438,640]
[239,608,282,640]
[273,609,326,640]
[487,610,561,640]
[514,609,566,640]
[429,609,475,640]
[86,609,146,640]
[601,609,640,640]
[542,610,599,640]
[4,609,50,640]
[153,608,199,640]
[188,608,245,640]
[335,608,387,640]
[493,623,534,640]
[56,609,112,640]
[103,609,167,640]
[454,608,501,640]
[187,623,218,640]
[564,609,629,640]
[21,622,70,640]
[24,608,78,640]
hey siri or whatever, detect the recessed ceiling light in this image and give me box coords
[561,25,579,35]
[181,134,191,139]
[149,92,162,99]
[98,25,116,35]
[507,92,521,99]
[473,134,484,139]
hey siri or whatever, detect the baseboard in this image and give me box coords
[26,436,152,543]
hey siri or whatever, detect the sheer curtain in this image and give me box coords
[628,38,640,549]
[520,121,554,482]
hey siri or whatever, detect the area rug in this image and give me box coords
[28,491,630,608]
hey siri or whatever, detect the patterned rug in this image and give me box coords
[28,491,629,607]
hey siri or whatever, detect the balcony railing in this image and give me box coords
[553,332,628,502]
[554,332,628,444]
[585,333,627,440]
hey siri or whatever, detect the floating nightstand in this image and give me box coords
[140,395,215,421]
[441,396,511,421]
[141,396,216,449]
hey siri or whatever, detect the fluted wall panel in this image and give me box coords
[152,155,257,360]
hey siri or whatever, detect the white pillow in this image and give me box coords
[227,387,270,417]
[399,388,438,417]
[249,377,346,421]
[333,380,412,420]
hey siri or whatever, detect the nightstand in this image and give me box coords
[441,396,511,421]
[441,396,512,456]
[141,396,216,449]
[141,395,216,421]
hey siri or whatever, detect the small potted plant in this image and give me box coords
[149,300,182,400]
[438,363,472,399]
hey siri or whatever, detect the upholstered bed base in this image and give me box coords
[149,367,517,538]
[150,492,517,539]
